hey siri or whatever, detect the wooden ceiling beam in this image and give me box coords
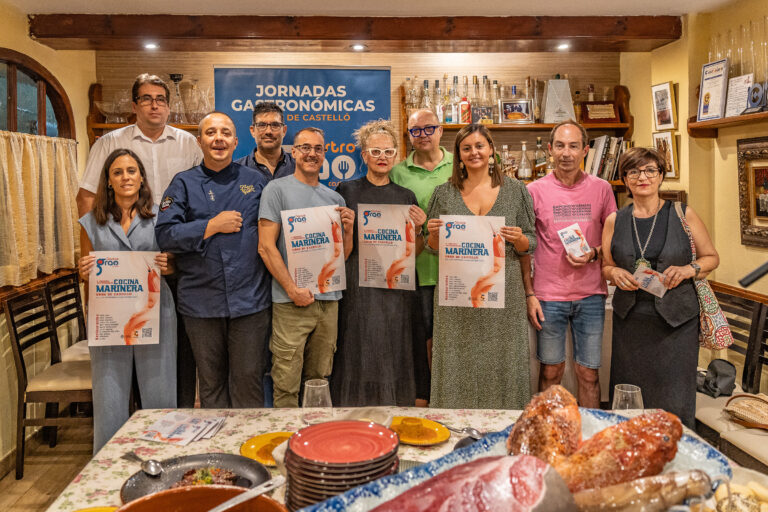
[28,14,681,52]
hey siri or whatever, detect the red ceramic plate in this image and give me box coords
[289,421,398,464]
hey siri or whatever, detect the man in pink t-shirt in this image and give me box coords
[522,121,617,408]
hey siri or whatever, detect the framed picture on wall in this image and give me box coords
[737,137,768,248]
[651,81,678,131]
[499,99,534,124]
[652,131,679,179]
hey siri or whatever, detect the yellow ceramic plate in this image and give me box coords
[74,508,118,512]
[390,416,450,446]
[239,431,293,466]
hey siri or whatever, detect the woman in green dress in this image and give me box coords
[425,124,536,409]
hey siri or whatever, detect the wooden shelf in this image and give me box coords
[440,122,631,131]
[86,83,200,146]
[687,111,768,139]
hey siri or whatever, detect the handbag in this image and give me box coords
[673,202,734,350]
[724,393,768,430]
[696,358,736,398]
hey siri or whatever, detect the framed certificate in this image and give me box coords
[697,59,729,122]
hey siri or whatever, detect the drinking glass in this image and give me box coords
[612,384,644,410]
[302,379,332,408]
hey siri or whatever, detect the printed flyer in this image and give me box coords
[438,215,505,308]
[87,251,161,346]
[357,204,416,290]
[281,205,346,294]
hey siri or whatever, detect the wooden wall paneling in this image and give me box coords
[95,51,620,157]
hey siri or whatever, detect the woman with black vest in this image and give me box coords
[601,147,718,428]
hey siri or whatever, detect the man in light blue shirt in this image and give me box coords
[258,127,355,407]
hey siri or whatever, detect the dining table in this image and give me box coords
[45,405,716,512]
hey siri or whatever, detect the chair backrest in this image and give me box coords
[3,288,62,391]
[45,272,86,343]
[745,306,768,394]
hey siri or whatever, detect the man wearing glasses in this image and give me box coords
[390,108,453,406]
[235,102,295,181]
[258,127,355,407]
[77,74,202,216]
[522,120,617,409]
[76,73,202,408]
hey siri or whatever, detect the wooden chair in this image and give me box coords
[3,288,92,479]
[694,289,765,445]
[45,272,90,362]
[743,308,768,394]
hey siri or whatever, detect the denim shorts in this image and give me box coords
[536,294,605,369]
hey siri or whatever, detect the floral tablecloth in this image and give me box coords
[46,407,522,512]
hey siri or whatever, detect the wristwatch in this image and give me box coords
[588,248,599,263]
[690,262,701,279]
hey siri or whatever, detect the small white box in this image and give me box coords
[557,223,590,258]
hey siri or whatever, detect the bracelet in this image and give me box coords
[525,293,536,298]
[588,248,599,262]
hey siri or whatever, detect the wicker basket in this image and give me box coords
[724,393,768,430]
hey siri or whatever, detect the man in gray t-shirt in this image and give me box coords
[258,127,355,407]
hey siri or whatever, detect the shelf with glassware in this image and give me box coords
[86,83,201,147]
[399,81,632,191]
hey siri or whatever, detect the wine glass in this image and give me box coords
[302,379,332,408]
[612,384,644,410]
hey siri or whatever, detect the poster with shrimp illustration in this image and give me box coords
[357,204,416,290]
[87,251,161,346]
[438,215,505,308]
[281,205,346,294]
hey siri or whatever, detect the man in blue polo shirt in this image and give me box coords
[235,102,295,181]
[156,112,271,408]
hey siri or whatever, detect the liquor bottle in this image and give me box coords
[573,90,582,121]
[501,144,514,178]
[491,82,500,124]
[587,83,595,102]
[404,77,413,111]
[434,80,445,122]
[510,85,518,99]
[470,76,480,106]
[546,147,556,174]
[534,137,547,179]
[461,76,469,101]
[420,79,431,110]
[449,75,460,124]
[518,141,533,179]
[459,97,471,123]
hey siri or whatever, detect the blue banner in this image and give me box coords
[214,67,391,188]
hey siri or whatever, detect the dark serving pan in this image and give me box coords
[120,453,271,504]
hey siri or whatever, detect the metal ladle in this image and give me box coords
[120,451,164,477]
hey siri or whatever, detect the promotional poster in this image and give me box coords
[214,66,391,188]
[438,215,505,308]
[87,251,161,346]
[357,203,416,290]
[281,205,346,295]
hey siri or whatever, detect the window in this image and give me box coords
[0,48,74,139]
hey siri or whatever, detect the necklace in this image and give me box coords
[631,197,661,270]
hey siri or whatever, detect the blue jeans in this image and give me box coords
[536,294,605,369]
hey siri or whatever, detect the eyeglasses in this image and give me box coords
[626,167,661,180]
[366,148,397,158]
[294,144,326,155]
[408,125,439,137]
[134,95,168,107]
[253,122,284,132]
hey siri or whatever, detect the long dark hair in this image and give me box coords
[450,124,503,190]
[92,148,155,225]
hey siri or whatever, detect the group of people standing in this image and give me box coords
[76,73,718,453]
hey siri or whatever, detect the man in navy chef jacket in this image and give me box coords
[155,111,271,408]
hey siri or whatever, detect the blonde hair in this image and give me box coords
[353,119,398,151]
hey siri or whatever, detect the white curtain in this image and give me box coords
[0,131,79,287]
